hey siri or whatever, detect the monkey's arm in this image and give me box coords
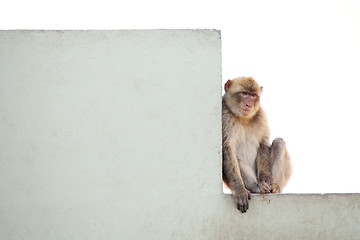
[223,145,246,192]
[255,142,274,193]
[223,145,251,213]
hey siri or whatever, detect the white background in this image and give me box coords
[1,0,360,193]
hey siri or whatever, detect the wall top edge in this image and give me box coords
[0,29,221,33]
[248,193,360,197]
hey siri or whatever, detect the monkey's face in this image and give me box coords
[224,77,262,118]
[237,91,258,116]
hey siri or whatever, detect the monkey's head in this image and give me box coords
[224,77,263,119]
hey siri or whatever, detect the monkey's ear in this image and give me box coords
[224,80,232,93]
[260,86,263,93]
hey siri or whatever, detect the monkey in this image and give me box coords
[222,77,292,213]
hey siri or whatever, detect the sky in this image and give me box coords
[1,0,360,193]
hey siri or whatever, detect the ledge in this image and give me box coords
[219,193,360,240]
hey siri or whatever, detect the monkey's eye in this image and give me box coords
[240,92,249,96]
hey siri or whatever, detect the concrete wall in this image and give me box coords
[0,30,359,240]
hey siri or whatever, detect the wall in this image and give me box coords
[0,30,359,240]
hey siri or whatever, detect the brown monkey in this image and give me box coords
[222,77,291,213]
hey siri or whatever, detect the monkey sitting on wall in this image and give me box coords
[222,77,292,213]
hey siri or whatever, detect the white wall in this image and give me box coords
[0,30,222,239]
[0,30,359,240]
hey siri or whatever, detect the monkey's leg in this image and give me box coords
[270,138,292,193]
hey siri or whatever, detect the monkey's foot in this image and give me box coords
[271,183,280,193]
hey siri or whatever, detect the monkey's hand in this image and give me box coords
[254,173,275,193]
[233,188,251,213]
[251,181,271,194]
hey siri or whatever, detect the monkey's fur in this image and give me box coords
[222,77,291,213]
